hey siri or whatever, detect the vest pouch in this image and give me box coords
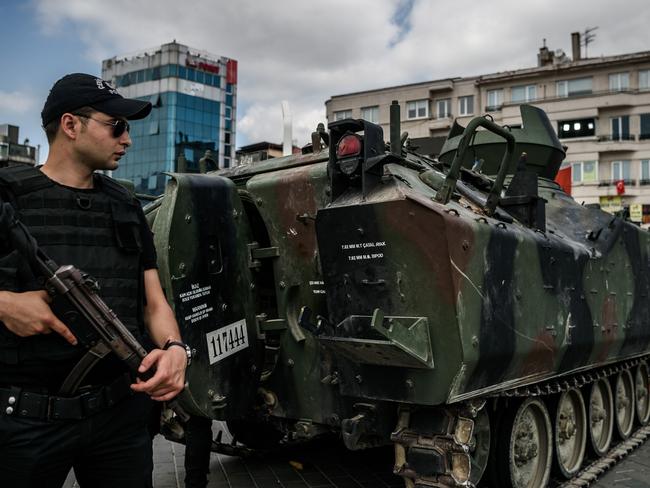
[17,334,82,362]
[0,250,20,291]
[111,201,143,253]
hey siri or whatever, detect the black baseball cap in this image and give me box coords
[41,73,152,127]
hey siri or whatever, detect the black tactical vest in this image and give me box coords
[0,165,144,365]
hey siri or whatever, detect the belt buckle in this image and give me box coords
[80,386,105,417]
[46,395,57,421]
[81,392,97,416]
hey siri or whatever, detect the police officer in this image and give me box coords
[0,73,190,487]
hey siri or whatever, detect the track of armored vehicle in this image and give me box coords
[146,103,650,488]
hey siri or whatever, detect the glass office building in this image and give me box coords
[101,41,237,195]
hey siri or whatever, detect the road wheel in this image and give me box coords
[634,363,650,425]
[551,389,587,478]
[613,370,635,440]
[495,398,553,488]
[587,378,614,456]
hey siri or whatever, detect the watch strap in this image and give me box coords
[163,340,192,366]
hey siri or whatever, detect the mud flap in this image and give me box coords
[153,173,261,419]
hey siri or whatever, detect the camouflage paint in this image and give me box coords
[146,106,650,461]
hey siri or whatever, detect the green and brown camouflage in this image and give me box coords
[145,104,650,487]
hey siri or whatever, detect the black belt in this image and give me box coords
[0,374,133,420]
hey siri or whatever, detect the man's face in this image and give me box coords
[74,111,132,172]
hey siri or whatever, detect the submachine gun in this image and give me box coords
[0,202,188,420]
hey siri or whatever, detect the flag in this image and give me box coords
[616,179,625,195]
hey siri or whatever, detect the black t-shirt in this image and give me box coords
[0,175,159,392]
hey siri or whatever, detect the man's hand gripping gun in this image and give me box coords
[0,202,189,420]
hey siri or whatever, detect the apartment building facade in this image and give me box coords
[0,124,37,167]
[325,39,650,223]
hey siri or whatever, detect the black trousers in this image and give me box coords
[0,392,153,488]
[184,415,213,488]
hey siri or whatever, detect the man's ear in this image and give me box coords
[60,113,81,140]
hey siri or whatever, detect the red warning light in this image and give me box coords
[336,134,362,158]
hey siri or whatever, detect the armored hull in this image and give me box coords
[147,105,650,487]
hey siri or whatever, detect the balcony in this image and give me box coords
[598,179,635,187]
[428,80,454,94]
[596,134,640,153]
[485,105,503,112]
[428,116,453,130]
[596,89,637,108]
[597,134,636,142]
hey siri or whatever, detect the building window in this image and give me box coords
[572,161,598,183]
[486,89,503,111]
[148,120,159,135]
[641,160,650,184]
[640,70,650,90]
[225,106,232,120]
[406,100,428,119]
[361,106,379,123]
[436,99,451,118]
[610,116,631,141]
[511,85,537,103]
[334,109,352,121]
[571,162,581,183]
[640,114,650,140]
[458,96,473,116]
[611,160,631,182]
[609,72,630,92]
[556,77,592,97]
[558,118,596,138]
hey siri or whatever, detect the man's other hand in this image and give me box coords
[130,346,187,401]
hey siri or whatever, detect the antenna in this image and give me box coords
[582,26,598,58]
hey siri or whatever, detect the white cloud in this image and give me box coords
[33,0,650,147]
[238,101,326,146]
[0,90,37,115]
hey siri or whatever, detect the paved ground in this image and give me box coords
[596,445,650,488]
[63,423,650,488]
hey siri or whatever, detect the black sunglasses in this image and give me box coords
[73,114,130,138]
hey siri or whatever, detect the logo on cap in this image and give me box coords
[95,78,118,95]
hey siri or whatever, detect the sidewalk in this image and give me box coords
[64,422,403,488]
[63,422,650,488]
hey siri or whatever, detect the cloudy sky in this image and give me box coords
[1,0,649,162]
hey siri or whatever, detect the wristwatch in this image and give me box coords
[163,339,193,367]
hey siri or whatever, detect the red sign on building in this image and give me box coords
[186,58,220,74]
[226,59,238,85]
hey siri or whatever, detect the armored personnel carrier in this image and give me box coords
[145,104,650,487]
